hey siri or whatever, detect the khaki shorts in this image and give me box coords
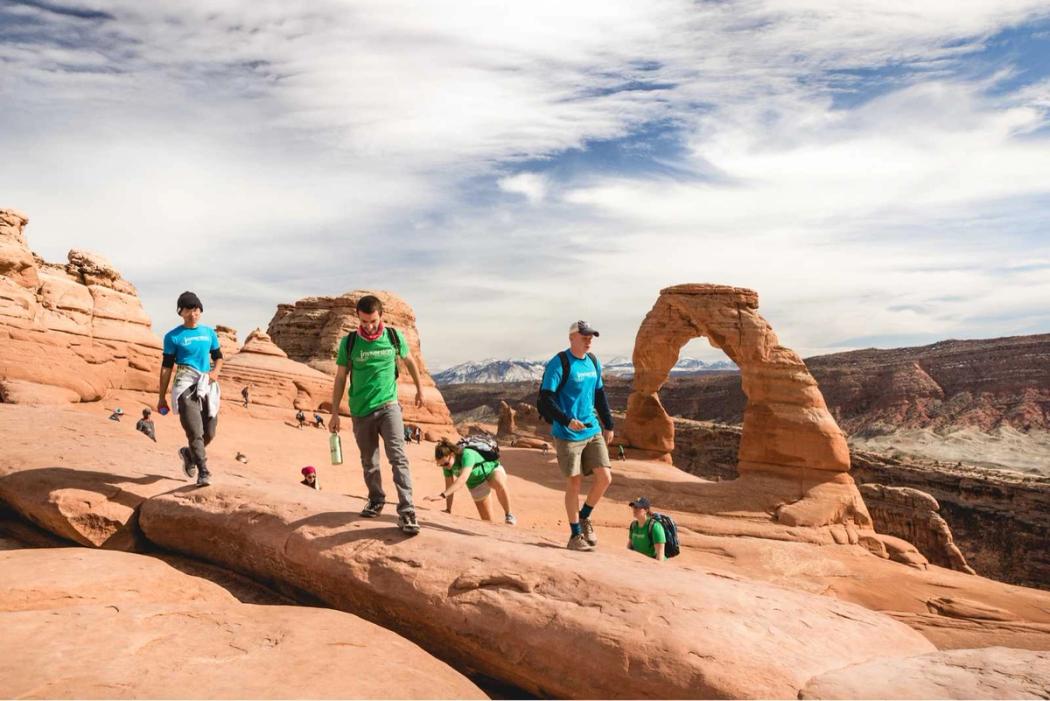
[554,434,611,478]
[468,465,506,502]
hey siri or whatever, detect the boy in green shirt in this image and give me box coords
[627,496,666,561]
[329,295,426,534]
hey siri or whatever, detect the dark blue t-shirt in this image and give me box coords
[163,325,219,374]
[541,350,603,442]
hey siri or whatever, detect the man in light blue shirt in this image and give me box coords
[538,320,615,551]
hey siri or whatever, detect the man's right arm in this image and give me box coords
[330,365,349,433]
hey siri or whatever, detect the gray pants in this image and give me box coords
[178,387,218,474]
[351,401,414,515]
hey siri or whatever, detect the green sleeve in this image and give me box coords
[395,330,409,358]
[651,521,667,544]
[459,449,481,470]
[335,336,349,367]
[441,468,455,478]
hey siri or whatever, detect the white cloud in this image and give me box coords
[2,1,1050,367]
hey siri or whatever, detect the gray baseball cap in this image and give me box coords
[569,320,600,337]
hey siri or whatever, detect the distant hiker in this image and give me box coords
[108,407,124,421]
[329,294,426,535]
[425,437,516,524]
[241,385,250,408]
[413,426,422,444]
[296,409,306,429]
[542,443,550,455]
[404,425,413,442]
[627,496,678,561]
[538,320,614,552]
[313,412,325,429]
[301,465,320,490]
[617,444,626,461]
[135,408,156,442]
[157,291,223,487]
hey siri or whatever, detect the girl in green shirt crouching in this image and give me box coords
[425,438,517,525]
[627,496,666,561]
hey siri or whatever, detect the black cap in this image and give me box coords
[629,496,651,509]
[569,320,600,337]
[177,291,203,312]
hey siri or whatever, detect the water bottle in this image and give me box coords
[329,433,343,465]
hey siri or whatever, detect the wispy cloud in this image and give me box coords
[2,1,1050,366]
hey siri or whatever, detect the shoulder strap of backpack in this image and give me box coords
[587,352,598,373]
[386,326,401,354]
[555,351,571,394]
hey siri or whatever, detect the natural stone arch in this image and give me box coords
[622,284,871,529]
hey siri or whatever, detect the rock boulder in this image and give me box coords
[219,328,332,411]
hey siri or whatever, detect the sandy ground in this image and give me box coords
[2,390,1050,652]
[850,426,1050,475]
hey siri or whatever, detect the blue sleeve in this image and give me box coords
[162,331,175,356]
[210,328,220,351]
[540,356,561,392]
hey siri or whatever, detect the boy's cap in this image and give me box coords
[569,320,600,337]
[177,291,203,312]
[629,496,651,509]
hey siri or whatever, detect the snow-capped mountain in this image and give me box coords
[434,356,737,385]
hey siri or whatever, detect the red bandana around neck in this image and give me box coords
[357,322,385,342]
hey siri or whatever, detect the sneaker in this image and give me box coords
[505,513,517,526]
[196,469,211,487]
[360,499,384,518]
[179,447,197,479]
[398,511,421,535]
[580,517,598,546]
[567,534,594,551]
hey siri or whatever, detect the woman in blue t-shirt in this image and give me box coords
[424,438,516,525]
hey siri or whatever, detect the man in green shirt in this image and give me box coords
[627,496,666,561]
[329,295,426,534]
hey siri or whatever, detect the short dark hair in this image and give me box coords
[177,291,203,312]
[356,295,383,315]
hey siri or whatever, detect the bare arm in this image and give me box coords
[401,355,425,408]
[209,357,224,383]
[330,365,349,433]
[655,542,666,561]
[157,366,173,412]
[443,475,454,513]
[442,467,472,497]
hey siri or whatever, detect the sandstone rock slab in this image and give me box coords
[800,646,1050,699]
[140,482,936,699]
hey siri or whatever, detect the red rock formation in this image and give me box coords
[622,284,870,528]
[139,481,937,699]
[213,324,239,359]
[0,208,161,404]
[0,548,485,699]
[267,290,456,438]
[218,329,332,411]
[496,400,516,438]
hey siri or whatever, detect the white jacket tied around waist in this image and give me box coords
[171,366,221,418]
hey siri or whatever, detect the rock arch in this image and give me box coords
[622,284,871,529]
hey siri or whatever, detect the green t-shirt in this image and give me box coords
[442,447,499,489]
[629,518,666,559]
[335,329,409,417]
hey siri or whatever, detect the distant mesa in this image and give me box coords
[267,290,457,439]
[0,207,161,404]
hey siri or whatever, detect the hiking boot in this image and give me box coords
[360,499,384,518]
[505,513,517,526]
[196,469,211,487]
[179,447,197,479]
[567,534,594,551]
[580,517,598,546]
[398,511,421,535]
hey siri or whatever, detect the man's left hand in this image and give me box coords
[603,429,614,444]
[208,371,220,384]
[414,389,425,408]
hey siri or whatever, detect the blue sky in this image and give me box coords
[2,1,1050,369]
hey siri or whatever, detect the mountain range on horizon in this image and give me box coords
[433,355,738,385]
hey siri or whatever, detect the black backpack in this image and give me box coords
[536,351,598,423]
[456,435,500,462]
[341,327,403,381]
[649,512,680,558]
